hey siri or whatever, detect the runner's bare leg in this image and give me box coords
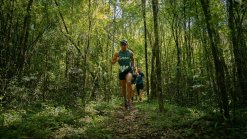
[126,73,133,107]
[120,80,127,108]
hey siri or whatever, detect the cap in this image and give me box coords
[120,39,128,46]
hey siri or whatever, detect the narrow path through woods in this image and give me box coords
[103,106,159,139]
[99,102,186,139]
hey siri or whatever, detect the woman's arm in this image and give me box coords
[111,52,119,64]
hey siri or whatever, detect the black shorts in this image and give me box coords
[119,67,133,80]
[136,83,144,95]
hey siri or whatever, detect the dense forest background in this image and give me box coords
[0,0,247,138]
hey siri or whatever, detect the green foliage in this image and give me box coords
[0,98,246,138]
[0,98,119,138]
[1,104,76,138]
[0,97,4,127]
[136,101,205,128]
[0,0,247,138]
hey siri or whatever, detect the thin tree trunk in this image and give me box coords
[55,0,81,54]
[227,0,247,105]
[200,0,230,119]
[141,0,150,100]
[152,0,164,112]
[17,0,34,75]
[151,48,157,99]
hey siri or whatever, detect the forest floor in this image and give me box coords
[0,98,246,139]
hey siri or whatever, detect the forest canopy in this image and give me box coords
[0,0,247,138]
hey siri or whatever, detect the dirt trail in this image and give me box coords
[104,106,161,139]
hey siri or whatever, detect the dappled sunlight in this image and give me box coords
[1,0,247,138]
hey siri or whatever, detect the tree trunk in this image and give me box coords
[152,0,164,112]
[151,48,157,99]
[227,0,247,105]
[17,0,34,75]
[172,21,181,104]
[200,0,230,119]
[141,0,150,100]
